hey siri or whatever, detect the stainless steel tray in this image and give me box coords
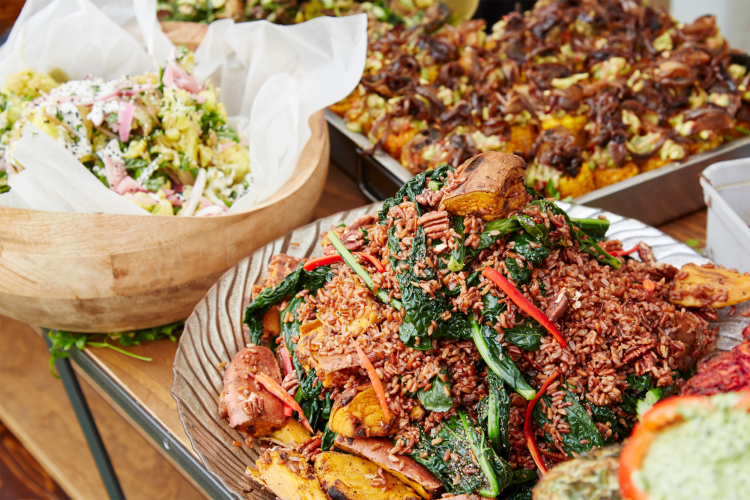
[326,109,750,226]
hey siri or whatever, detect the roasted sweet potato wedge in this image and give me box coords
[333,435,443,499]
[440,152,531,221]
[255,449,328,500]
[261,418,312,448]
[329,384,395,438]
[671,264,750,308]
[219,346,286,436]
[314,451,421,500]
[296,319,380,386]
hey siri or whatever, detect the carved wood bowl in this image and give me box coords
[0,111,328,332]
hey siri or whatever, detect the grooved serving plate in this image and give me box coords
[171,202,747,499]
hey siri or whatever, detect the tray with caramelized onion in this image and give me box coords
[172,151,749,500]
[327,0,750,226]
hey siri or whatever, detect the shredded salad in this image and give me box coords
[0,46,250,216]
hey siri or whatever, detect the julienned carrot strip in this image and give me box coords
[643,278,655,293]
[357,252,386,273]
[482,267,567,348]
[255,372,314,433]
[303,254,343,271]
[610,244,639,257]
[355,345,392,422]
[524,371,559,475]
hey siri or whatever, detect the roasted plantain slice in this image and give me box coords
[333,435,443,499]
[255,448,328,500]
[261,418,312,448]
[670,264,750,308]
[314,451,421,500]
[328,384,395,438]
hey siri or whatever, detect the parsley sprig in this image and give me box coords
[47,321,184,378]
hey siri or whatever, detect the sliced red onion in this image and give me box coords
[181,168,207,217]
[162,62,204,94]
[195,205,226,217]
[118,101,136,142]
[115,176,147,195]
[103,154,127,189]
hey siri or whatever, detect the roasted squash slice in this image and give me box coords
[329,385,395,438]
[671,264,750,308]
[261,418,312,448]
[255,449,328,500]
[333,435,443,499]
[440,152,531,221]
[314,451,421,500]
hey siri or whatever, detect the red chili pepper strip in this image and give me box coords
[524,371,559,475]
[609,244,639,257]
[303,254,343,271]
[284,404,293,417]
[278,346,294,376]
[482,267,567,348]
[356,252,386,273]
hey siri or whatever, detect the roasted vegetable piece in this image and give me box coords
[254,448,328,500]
[440,152,531,221]
[683,325,750,396]
[295,319,380,385]
[333,435,444,499]
[328,384,395,438]
[219,346,286,436]
[262,418,312,448]
[670,263,750,308]
[532,443,623,500]
[314,451,421,500]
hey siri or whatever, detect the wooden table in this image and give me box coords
[0,162,708,500]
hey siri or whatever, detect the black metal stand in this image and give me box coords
[42,328,236,500]
[43,330,126,500]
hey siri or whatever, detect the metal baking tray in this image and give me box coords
[327,109,750,226]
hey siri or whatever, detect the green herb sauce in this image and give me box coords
[636,394,750,500]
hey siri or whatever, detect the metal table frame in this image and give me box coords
[42,329,235,500]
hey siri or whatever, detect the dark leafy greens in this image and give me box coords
[471,319,535,400]
[417,369,453,413]
[477,371,511,456]
[533,386,604,458]
[389,225,472,350]
[410,410,513,497]
[260,265,334,432]
[378,163,453,223]
[244,264,333,346]
[321,424,336,452]
[503,321,544,352]
[482,293,507,324]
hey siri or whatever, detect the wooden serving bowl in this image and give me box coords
[0,111,329,333]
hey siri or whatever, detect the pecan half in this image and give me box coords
[545,289,569,323]
[296,436,323,461]
[417,210,450,239]
[281,371,299,395]
[242,392,264,418]
[416,188,444,208]
[622,342,656,364]
[324,229,365,255]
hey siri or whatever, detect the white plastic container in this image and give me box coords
[701,159,750,273]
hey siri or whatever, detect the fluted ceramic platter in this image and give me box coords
[171,202,747,499]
